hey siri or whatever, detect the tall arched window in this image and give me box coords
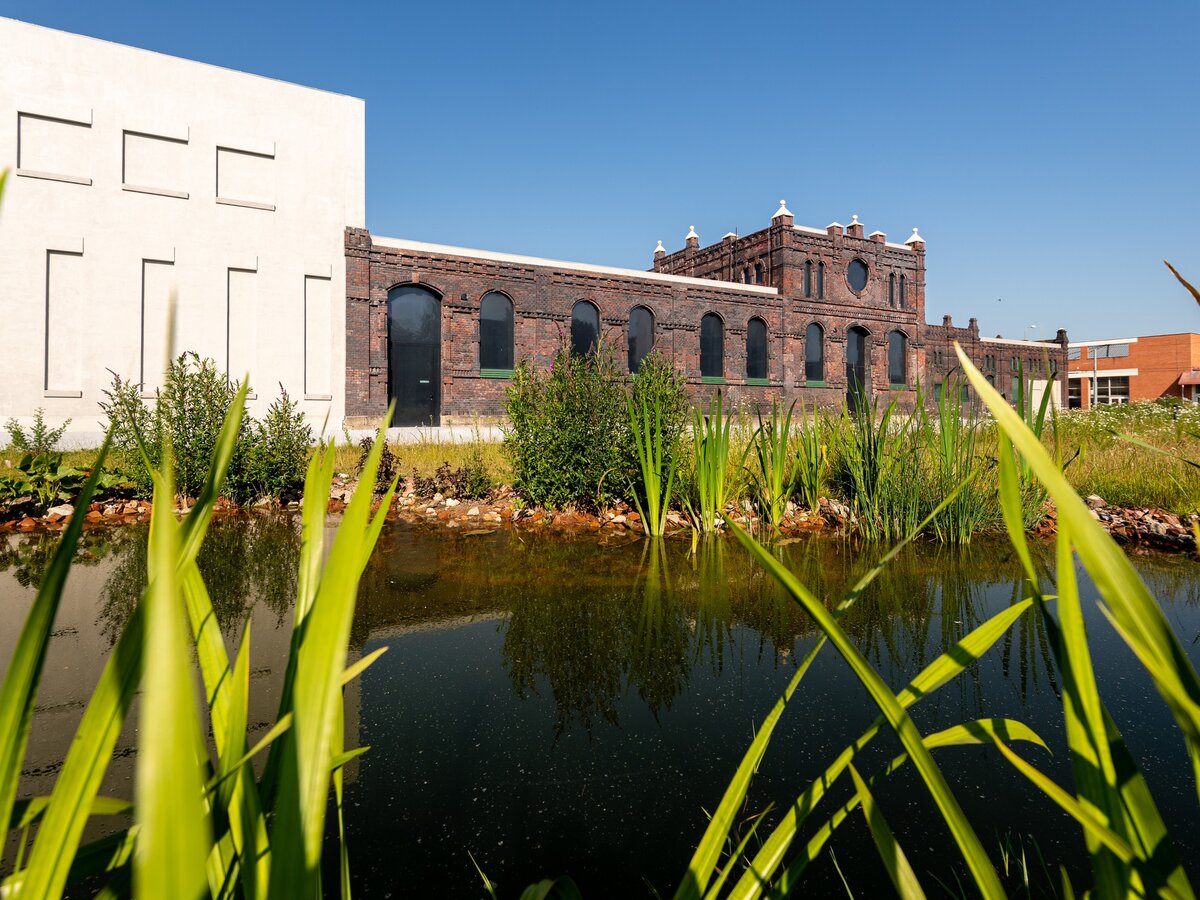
[754,262,764,285]
[899,274,907,308]
[628,305,655,373]
[888,331,907,386]
[571,301,599,357]
[479,291,513,372]
[805,322,824,383]
[888,273,896,307]
[746,317,768,381]
[804,260,813,298]
[700,313,724,380]
[388,284,441,426]
[817,262,825,299]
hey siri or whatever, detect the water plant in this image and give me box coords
[917,375,992,543]
[0,386,397,897]
[832,395,922,541]
[790,398,826,514]
[747,400,797,530]
[627,386,679,537]
[685,391,734,534]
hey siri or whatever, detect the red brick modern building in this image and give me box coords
[345,201,1069,426]
[1067,333,1200,409]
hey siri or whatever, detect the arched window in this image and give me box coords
[899,274,907,308]
[571,301,600,357]
[628,305,655,373]
[479,291,513,372]
[888,273,895,307]
[746,317,768,381]
[754,262,764,285]
[804,260,813,298]
[742,267,750,284]
[805,322,824,383]
[700,313,724,380]
[817,262,825,299]
[388,284,441,426]
[888,331,907,386]
[847,326,869,412]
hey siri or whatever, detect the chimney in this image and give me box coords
[943,314,953,328]
[868,230,886,244]
[826,221,844,237]
[653,240,666,270]
[903,227,926,252]
[968,317,979,336]
[771,199,794,227]
[846,214,864,239]
[685,225,699,250]
[1056,328,1069,346]
[722,232,737,244]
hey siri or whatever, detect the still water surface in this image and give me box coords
[2,518,1199,897]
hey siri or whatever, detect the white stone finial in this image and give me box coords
[851,214,860,225]
[904,227,925,245]
[772,199,793,219]
[654,240,666,254]
[686,225,699,241]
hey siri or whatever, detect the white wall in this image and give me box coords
[0,18,365,446]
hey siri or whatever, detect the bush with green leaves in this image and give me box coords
[504,342,629,510]
[4,408,70,455]
[623,350,690,507]
[100,353,312,503]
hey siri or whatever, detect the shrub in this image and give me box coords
[356,436,398,495]
[4,408,70,454]
[504,341,628,510]
[226,390,312,503]
[623,350,689,504]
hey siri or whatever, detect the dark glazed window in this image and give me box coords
[805,322,824,382]
[628,305,655,373]
[746,317,768,380]
[847,259,868,293]
[754,262,764,285]
[888,273,896,306]
[479,291,513,371]
[700,313,724,379]
[817,262,825,299]
[570,301,599,357]
[804,260,812,298]
[888,331,907,385]
[899,274,907,308]
[387,284,441,426]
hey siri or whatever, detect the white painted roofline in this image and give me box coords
[1067,337,1139,348]
[371,236,781,295]
[980,336,1061,348]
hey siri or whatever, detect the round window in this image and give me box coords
[847,259,869,293]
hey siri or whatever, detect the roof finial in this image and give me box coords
[686,225,699,240]
[654,239,666,254]
[851,214,860,225]
[772,199,793,219]
[904,226,925,246]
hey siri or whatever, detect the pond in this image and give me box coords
[3,518,1200,897]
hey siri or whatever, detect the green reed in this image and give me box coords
[790,398,827,514]
[628,388,679,537]
[916,376,993,543]
[686,391,734,534]
[746,401,797,530]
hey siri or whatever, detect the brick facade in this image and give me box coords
[345,204,1069,426]
[1068,333,1200,409]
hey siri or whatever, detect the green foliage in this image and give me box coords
[4,408,71,455]
[0,392,394,898]
[623,350,690,499]
[627,384,679,537]
[100,354,310,503]
[13,452,88,511]
[791,399,827,514]
[747,401,797,530]
[685,391,733,534]
[356,435,398,494]
[916,376,994,543]
[504,342,629,510]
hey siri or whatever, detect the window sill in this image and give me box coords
[890,384,910,392]
[43,389,82,399]
[216,196,275,212]
[304,393,333,401]
[480,368,514,379]
[700,376,725,385]
[17,169,91,186]
[804,380,827,388]
[746,378,770,387]
[124,183,189,200]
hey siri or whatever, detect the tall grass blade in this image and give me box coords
[848,763,927,900]
[0,434,112,868]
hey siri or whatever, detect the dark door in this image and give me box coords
[388,285,440,426]
[846,326,868,413]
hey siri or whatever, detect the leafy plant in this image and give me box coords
[791,399,826,514]
[4,408,70,455]
[747,400,797,530]
[627,385,679,537]
[685,391,734,534]
[14,452,87,511]
[357,435,398,495]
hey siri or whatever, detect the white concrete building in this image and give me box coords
[0,17,364,444]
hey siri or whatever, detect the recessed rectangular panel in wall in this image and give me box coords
[227,268,257,392]
[123,132,188,198]
[19,113,93,185]
[45,251,84,395]
[216,147,276,211]
[140,260,176,392]
[304,275,332,399]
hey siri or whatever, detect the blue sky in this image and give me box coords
[4,0,1198,341]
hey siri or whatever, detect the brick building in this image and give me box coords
[1067,333,1200,409]
[345,201,1069,426]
